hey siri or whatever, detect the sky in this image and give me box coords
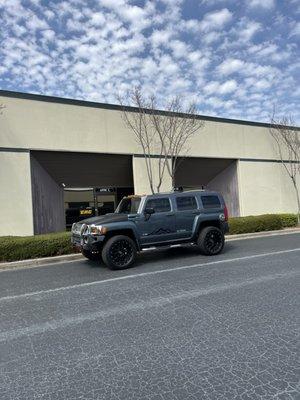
[0,0,299,123]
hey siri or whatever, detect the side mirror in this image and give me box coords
[144,207,155,215]
[144,207,155,220]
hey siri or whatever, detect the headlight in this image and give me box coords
[89,225,107,235]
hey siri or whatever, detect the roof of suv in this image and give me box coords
[132,190,220,197]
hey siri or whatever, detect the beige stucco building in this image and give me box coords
[0,90,299,236]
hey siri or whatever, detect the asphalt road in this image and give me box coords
[0,233,299,400]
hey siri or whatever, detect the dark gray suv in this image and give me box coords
[71,190,229,270]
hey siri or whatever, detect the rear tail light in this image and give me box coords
[224,204,229,221]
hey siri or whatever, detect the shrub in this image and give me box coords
[278,213,298,228]
[228,213,298,235]
[228,214,280,235]
[0,232,77,262]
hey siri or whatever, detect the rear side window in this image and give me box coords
[201,195,221,208]
[176,196,198,211]
[146,198,171,213]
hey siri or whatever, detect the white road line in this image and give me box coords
[1,248,300,302]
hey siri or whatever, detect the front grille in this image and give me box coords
[80,223,89,235]
[72,234,81,245]
[72,224,82,235]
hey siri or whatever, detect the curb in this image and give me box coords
[226,227,300,241]
[0,253,84,271]
[0,227,299,271]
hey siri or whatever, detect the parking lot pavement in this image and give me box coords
[0,234,299,399]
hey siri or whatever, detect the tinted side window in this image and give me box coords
[176,196,197,211]
[146,198,171,213]
[117,197,141,214]
[201,195,221,208]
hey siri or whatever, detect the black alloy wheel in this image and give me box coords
[197,226,225,255]
[102,235,137,269]
[109,239,133,266]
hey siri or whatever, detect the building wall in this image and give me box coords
[0,93,299,236]
[207,161,240,217]
[132,156,172,195]
[238,160,298,216]
[0,151,34,236]
[30,155,65,234]
[0,94,292,161]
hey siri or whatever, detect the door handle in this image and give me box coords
[128,215,139,220]
[166,213,175,216]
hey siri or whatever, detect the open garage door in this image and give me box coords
[175,157,240,217]
[30,151,134,234]
[32,151,133,187]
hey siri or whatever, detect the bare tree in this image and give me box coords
[118,88,166,194]
[151,97,204,188]
[269,113,300,223]
[118,88,204,193]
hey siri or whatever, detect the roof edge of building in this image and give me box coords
[0,89,298,130]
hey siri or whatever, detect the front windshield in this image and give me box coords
[115,197,141,214]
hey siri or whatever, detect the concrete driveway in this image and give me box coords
[0,233,299,399]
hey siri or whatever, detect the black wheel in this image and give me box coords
[197,226,224,255]
[102,235,137,270]
[82,249,101,261]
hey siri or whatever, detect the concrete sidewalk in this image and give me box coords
[1,227,299,271]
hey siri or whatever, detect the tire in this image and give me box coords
[197,226,224,255]
[102,235,137,270]
[82,249,101,261]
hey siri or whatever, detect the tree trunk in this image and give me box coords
[293,181,300,225]
[172,173,176,190]
[142,156,155,194]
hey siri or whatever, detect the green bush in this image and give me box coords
[0,232,76,262]
[228,213,298,235]
[278,213,298,228]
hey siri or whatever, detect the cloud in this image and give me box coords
[248,0,275,8]
[151,29,173,47]
[199,8,233,32]
[217,59,245,75]
[168,40,189,58]
[290,22,300,37]
[89,12,105,26]
[202,30,221,44]
[204,79,238,95]
[218,79,238,94]
[42,29,55,41]
[0,0,298,123]
[200,0,235,5]
[247,42,277,57]
[239,20,261,41]
[217,17,262,49]
[98,0,151,32]
[25,14,49,31]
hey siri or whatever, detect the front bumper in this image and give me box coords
[71,233,105,251]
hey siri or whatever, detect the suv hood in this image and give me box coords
[75,213,128,226]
